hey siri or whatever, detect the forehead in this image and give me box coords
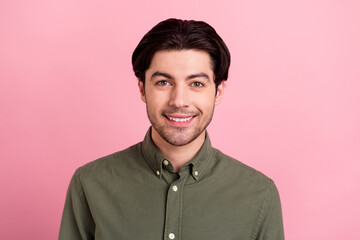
[146,49,214,78]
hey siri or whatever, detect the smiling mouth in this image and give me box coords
[167,116,194,122]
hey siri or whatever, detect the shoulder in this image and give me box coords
[210,148,281,213]
[211,148,274,189]
[75,142,144,180]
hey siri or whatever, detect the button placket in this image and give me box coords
[163,173,189,240]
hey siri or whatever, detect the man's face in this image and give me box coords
[139,49,224,146]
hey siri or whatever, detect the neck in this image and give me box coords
[151,127,206,172]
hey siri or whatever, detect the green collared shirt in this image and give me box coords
[59,129,284,240]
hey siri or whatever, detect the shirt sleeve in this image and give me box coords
[251,180,285,240]
[59,168,95,240]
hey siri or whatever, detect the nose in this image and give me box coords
[169,84,189,108]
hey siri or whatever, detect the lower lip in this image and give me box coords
[166,116,196,127]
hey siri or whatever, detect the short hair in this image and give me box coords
[132,18,231,88]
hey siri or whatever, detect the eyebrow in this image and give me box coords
[150,71,211,82]
[151,71,174,80]
[186,73,210,82]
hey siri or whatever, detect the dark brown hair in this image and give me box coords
[132,18,231,88]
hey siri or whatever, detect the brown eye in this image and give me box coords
[191,82,204,87]
[156,80,170,86]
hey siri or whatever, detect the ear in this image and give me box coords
[215,81,225,105]
[138,80,146,103]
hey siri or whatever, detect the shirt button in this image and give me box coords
[156,171,160,176]
[194,170,199,176]
[163,160,169,166]
[169,233,175,239]
[172,185,178,192]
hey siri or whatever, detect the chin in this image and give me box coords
[161,128,202,146]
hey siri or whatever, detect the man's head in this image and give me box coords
[132,18,231,89]
[132,19,231,147]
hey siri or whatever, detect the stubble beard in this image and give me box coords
[147,106,215,146]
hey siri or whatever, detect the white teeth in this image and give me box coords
[168,116,193,122]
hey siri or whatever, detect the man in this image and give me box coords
[59,18,284,240]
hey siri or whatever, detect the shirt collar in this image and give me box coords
[141,127,214,181]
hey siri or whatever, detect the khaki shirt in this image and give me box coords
[59,128,284,240]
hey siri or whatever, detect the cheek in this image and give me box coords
[194,94,216,109]
[146,92,168,110]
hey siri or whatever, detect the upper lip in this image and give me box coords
[165,114,196,118]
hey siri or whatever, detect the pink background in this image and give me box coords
[1,0,359,239]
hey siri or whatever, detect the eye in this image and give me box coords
[191,82,204,88]
[156,80,170,86]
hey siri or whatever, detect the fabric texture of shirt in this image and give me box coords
[59,128,284,240]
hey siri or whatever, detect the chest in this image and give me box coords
[85,176,263,240]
